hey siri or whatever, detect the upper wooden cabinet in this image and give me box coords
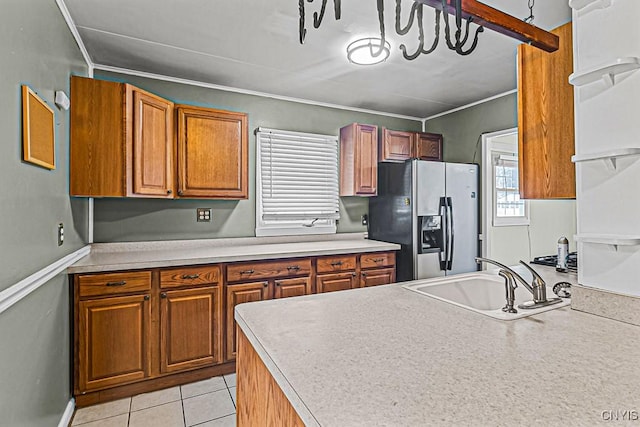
[340,123,378,196]
[379,128,443,162]
[176,106,248,199]
[414,132,443,161]
[70,76,174,198]
[518,22,575,199]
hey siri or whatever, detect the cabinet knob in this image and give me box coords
[144,295,150,301]
[275,281,281,287]
[352,272,356,277]
[177,190,184,196]
[362,272,367,277]
[263,282,268,287]
[160,292,167,299]
[167,189,172,195]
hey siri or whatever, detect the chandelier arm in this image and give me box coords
[421,10,441,55]
[369,0,387,58]
[299,0,307,44]
[456,25,484,55]
[400,5,425,60]
[395,0,420,36]
[312,0,328,29]
[441,0,457,50]
[457,15,473,46]
[334,0,341,19]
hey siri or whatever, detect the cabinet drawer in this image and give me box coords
[360,252,395,269]
[77,271,151,298]
[160,265,221,289]
[316,255,357,273]
[227,259,311,282]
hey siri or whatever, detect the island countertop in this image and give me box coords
[67,233,400,274]
[235,265,640,426]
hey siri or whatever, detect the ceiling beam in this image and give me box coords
[414,0,559,52]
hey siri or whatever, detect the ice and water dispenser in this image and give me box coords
[418,215,444,254]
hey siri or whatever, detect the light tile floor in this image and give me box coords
[70,374,237,427]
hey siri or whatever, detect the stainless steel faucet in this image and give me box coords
[475,257,562,310]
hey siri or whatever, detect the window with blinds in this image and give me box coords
[256,127,339,236]
[492,153,529,226]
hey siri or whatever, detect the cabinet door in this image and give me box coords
[361,268,396,287]
[414,132,443,161]
[381,128,414,162]
[131,88,174,197]
[355,124,378,195]
[316,272,357,293]
[177,106,248,199]
[160,287,222,374]
[274,277,312,299]
[78,294,151,392]
[518,22,575,199]
[225,281,270,361]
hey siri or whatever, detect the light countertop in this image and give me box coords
[235,265,640,426]
[67,233,400,274]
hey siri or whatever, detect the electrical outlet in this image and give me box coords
[196,208,212,222]
[361,214,368,226]
[57,223,64,246]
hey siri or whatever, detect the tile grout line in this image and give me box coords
[180,384,187,427]
[127,397,132,427]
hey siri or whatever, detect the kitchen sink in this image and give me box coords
[402,273,570,320]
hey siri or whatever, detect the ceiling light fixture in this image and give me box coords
[346,37,391,65]
[298,0,556,62]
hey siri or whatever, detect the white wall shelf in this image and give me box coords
[571,148,640,169]
[568,0,612,12]
[576,234,640,251]
[569,57,640,87]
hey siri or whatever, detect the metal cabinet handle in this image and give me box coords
[240,269,255,275]
[330,261,343,266]
[182,274,200,280]
[160,292,167,299]
[167,189,172,195]
[287,265,300,271]
[105,281,126,287]
[372,258,385,263]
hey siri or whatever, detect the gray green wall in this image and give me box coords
[426,93,577,266]
[0,0,88,425]
[92,71,422,242]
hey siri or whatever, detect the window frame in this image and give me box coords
[490,147,529,227]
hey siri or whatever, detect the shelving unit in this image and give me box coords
[569,57,640,87]
[575,234,640,251]
[571,148,640,169]
[569,0,612,12]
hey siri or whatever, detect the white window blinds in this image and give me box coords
[257,127,339,221]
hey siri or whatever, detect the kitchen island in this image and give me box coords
[235,265,640,426]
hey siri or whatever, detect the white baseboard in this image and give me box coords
[0,246,90,315]
[58,398,75,427]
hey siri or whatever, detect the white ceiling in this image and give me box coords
[63,0,571,119]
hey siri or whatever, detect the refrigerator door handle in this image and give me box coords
[439,197,448,271]
[446,197,454,270]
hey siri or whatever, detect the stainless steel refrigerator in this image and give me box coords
[369,160,479,282]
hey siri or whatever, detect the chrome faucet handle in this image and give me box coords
[518,261,546,288]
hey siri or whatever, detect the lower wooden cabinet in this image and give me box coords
[160,286,222,374]
[225,281,270,361]
[77,294,151,393]
[274,277,312,299]
[73,250,396,404]
[361,268,396,287]
[316,272,358,293]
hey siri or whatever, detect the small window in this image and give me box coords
[492,153,529,226]
[256,127,340,236]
